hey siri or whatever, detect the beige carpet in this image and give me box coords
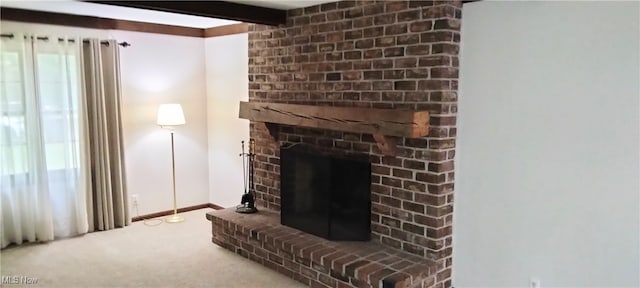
[0,209,305,288]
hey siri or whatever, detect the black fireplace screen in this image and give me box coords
[280,144,371,241]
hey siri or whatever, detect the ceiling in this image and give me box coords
[0,0,335,28]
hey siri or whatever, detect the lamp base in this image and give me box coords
[165,214,185,223]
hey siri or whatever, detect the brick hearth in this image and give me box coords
[209,0,461,287]
[207,208,444,288]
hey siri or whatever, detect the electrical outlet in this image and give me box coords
[530,277,541,288]
[131,194,139,206]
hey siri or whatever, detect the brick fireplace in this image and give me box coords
[208,1,460,287]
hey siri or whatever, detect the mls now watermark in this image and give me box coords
[1,275,39,285]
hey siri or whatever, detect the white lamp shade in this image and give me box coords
[157,104,186,126]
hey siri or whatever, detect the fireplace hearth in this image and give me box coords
[280,144,371,241]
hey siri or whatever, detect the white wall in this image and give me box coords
[205,34,249,208]
[1,22,211,216]
[453,2,639,287]
[113,30,210,215]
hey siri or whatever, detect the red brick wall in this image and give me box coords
[248,1,460,286]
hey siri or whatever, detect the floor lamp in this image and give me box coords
[157,104,186,223]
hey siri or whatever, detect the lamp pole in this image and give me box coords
[166,129,184,223]
[157,103,186,223]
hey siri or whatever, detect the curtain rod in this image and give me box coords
[0,33,131,47]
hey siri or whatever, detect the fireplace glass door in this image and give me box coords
[280,144,370,241]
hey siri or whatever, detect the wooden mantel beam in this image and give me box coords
[239,102,430,156]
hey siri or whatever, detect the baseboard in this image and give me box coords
[207,203,225,210]
[132,203,224,222]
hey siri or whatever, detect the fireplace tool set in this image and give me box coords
[236,139,258,214]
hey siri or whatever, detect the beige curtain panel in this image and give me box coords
[82,39,129,232]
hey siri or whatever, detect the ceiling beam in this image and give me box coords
[1,7,204,37]
[86,1,287,26]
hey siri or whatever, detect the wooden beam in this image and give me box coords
[373,133,398,157]
[264,122,280,142]
[204,23,249,38]
[112,19,204,37]
[87,1,287,26]
[239,102,429,138]
[0,7,204,38]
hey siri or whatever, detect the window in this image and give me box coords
[1,51,27,175]
[37,52,81,172]
[0,47,81,178]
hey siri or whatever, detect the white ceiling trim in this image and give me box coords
[0,0,338,28]
[0,1,238,28]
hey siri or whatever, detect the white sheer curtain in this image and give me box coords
[1,34,90,248]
